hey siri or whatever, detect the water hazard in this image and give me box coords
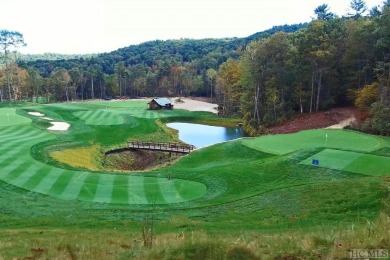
[167,122,244,148]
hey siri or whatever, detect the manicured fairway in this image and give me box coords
[1,104,388,207]
[0,107,206,205]
[2,101,390,260]
[0,108,32,126]
[86,100,148,108]
[73,109,125,125]
[73,107,165,123]
[300,149,390,176]
[242,129,385,155]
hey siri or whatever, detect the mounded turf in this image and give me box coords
[242,129,385,155]
[300,149,390,176]
[1,103,388,209]
[1,102,389,259]
[0,107,206,205]
[244,129,390,176]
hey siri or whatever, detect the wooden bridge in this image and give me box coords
[127,141,196,154]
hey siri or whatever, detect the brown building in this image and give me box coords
[147,98,173,110]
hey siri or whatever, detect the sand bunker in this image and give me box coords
[28,112,55,123]
[172,98,218,114]
[28,112,52,120]
[28,112,44,117]
[326,117,356,129]
[48,122,70,131]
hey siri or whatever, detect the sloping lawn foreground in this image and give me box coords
[0,101,389,259]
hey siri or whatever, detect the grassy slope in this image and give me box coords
[242,129,385,155]
[0,101,389,259]
[301,149,390,176]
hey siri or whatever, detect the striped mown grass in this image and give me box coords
[2,105,388,207]
[0,101,389,259]
[73,109,124,125]
[0,108,207,205]
[86,100,148,108]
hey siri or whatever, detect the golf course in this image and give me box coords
[0,100,389,259]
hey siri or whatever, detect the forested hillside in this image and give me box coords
[1,0,390,135]
[0,23,306,103]
[16,24,308,77]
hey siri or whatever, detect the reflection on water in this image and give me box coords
[167,122,244,148]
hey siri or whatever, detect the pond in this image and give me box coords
[167,122,244,148]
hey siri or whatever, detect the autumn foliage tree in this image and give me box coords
[0,30,26,101]
[216,59,242,117]
[2,1,390,136]
[352,82,379,109]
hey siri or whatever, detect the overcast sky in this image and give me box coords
[1,0,384,54]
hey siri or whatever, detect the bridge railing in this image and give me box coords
[127,141,196,153]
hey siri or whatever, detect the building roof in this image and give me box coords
[153,98,172,107]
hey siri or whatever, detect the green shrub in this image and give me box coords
[359,102,390,136]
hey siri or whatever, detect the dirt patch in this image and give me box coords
[104,149,182,171]
[172,97,218,114]
[326,117,355,129]
[268,107,363,134]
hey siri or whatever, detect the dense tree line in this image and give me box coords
[1,0,390,136]
[216,0,390,136]
[1,24,306,102]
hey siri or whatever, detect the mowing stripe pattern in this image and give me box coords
[73,110,124,125]
[0,107,206,205]
[93,174,115,203]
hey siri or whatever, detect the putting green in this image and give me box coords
[2,102,387,205]
[0,122,206,205]
[242,129,385,155]
[0,108,32,127]
[300,149,390,176]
